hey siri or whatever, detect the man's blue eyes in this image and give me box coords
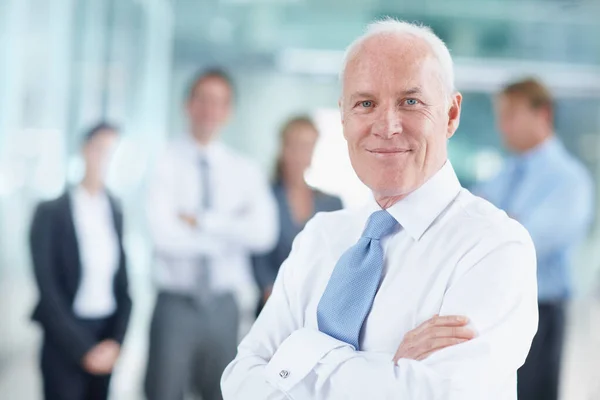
[357,99,419,108]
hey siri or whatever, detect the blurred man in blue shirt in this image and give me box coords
[475,78,594,400]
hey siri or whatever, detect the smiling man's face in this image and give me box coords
[340,34,462,204]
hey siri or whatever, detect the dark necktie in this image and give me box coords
[196,155,212,303]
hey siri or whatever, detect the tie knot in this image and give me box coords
[199,155,209,168]
[362,210,398,240]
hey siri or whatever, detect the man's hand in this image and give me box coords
[82,340,121,375]
[393,315,476,363]
[179,213,198,228]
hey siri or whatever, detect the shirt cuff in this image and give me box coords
[265,328,352,394]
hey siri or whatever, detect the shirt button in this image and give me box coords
[279,370,290,379]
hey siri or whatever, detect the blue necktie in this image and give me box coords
[500,160,526,213]
[317,210,399,350]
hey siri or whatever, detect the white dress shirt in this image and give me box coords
[221,162,538,400]
[147,137,278,313]
[71,187,120,319]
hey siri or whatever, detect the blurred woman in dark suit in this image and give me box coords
[253,116,342,315]
[30,123,131,400]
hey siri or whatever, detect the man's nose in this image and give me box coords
[372,106,402,139]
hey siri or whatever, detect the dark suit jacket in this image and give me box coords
[252,184,343,292]
[29,191,132,365]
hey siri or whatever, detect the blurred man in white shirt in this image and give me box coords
[145,69,278,400]
[221,20,538,400]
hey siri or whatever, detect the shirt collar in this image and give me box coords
[516,135,561,165]
[72,185,109,205]
[366,161,462,241]
[182,133,222,163]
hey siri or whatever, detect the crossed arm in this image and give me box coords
[221,225,538,399]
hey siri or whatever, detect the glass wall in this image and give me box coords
[0,0,174,397]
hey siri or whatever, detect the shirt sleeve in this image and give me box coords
[146,150,226,259]
[221,215,320,399]
[516,171,594,258]
[202,162,278,253]
[222,222,539,400]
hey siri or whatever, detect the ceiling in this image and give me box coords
[170,0,600,67]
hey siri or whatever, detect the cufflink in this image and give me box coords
[279,370,290,379]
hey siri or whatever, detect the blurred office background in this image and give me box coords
[1,0,600,399]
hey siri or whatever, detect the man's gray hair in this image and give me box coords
[340,18,456,98]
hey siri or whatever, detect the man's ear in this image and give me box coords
[447,92,462,139]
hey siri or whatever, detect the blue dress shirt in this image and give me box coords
[474,137,594,302]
